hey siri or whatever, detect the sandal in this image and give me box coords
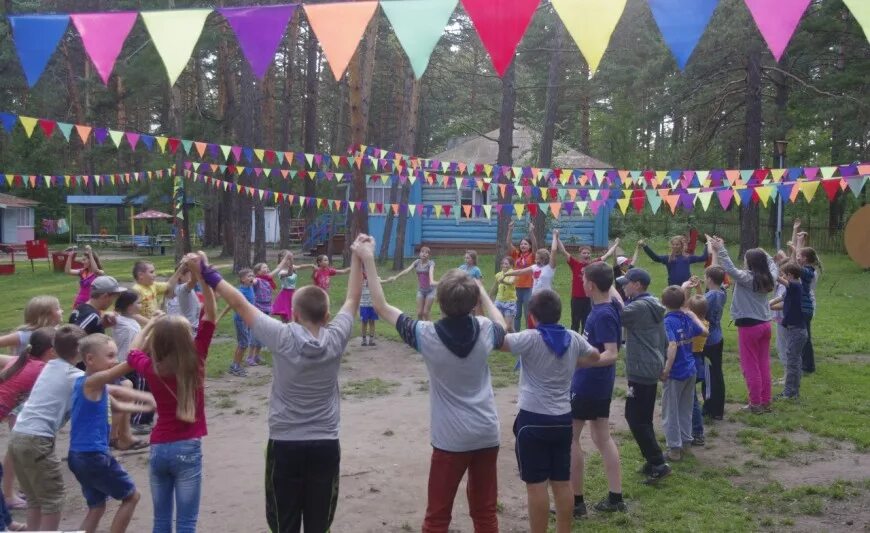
[8,521,27,531]
[4,496,26,509]
[112,438,150,451]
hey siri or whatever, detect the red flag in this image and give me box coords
[461,0,540,76]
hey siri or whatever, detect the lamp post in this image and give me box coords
[775,140,788,251]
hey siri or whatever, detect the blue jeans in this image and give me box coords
[0,463,11,529]
[514,288,532,331]
[150,439,202,533]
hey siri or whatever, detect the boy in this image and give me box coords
[558,238,619,332]
[769,262,808,400]
[67,334,155,533]
[570,261,625,515]
[166,263,201,334]
[194,248,361,533]
[701,265,728,420]
[69,276,127,335]
[353,234,506,532]
[497,289,600,533]
[8,325,86,531]
[360,271,378,346]
[616,268,671,484]
[132,261,173,319]
[686,291,708,446]
[660,286,708,461]
[218,268,262,376]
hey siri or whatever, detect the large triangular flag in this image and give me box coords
[552,0,627,74]
[381,0,456,78]
[71,12,138,85]
[648,0,719,70]
[8,15,70,87]
[744,0,810,62]
[19,116,37,137]
[141,9,211,85]
[303,2,378,81]
[845,0,870,43]
[461,0,541,76]
[218,5,298,79]
[56,122,73,141]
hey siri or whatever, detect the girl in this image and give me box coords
[641,235,708,286]
[271,251,298,323]
[359,271,378,346]
[253,261,279,322]
[385,246,436,320]
[491,257,517,332]
[297,255,350,291]
[125,253,217,533]
[506,219,538,330]
[65,245,104,309]
[708,235,776,414]
[111,291,149,451]
[458,250,482,280]
[792,222,820,374]
[0,296,63,510]
[505,230,560,328]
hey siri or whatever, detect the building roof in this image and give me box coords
[430,124,612,169]
[0,192,39,208]
[66,195,196,207]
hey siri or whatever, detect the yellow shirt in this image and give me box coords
[133,281,169,318]
[495,272,517,302]
[692,319,709,354]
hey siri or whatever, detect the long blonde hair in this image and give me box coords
[19,296,61,331]
[144,315,200,423]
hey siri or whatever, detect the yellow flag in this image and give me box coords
[552,0,627,74]
[514,203,525,218]
[801,181,820,203]
[141,9,211,85]
[616,198,630,214]
[19,116,37,137]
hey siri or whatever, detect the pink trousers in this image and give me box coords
[737,321,772,405]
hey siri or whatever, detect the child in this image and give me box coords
[218,268,260,376]
[616,268,671,484]
[166,264,201,334]
[132,261,173,319]
[65,245,104,309]
[360,271,379,346]
[793,223,820,374]
[385,246,437,320]
[271,250,297,323]
[709,235,777,413]
[570,261,625,515]
[701,265,728,420]
[612,243,641,301]
[641,235,708,286]
[8,325,86,531]
[113,292,143,364]
[660,286,707,461]
[110,290,149,449]
[459,249,483,279]
[497,289,600,533]
[253,261,280,318]
[491,257,517,331]
[507,219,538,330]
[67,333,155,533]
[300,254,350,291]
[0,328,56,443]
[768,262,808,400]
[505,230,560,328]
[197,242,361,533]
[126,253,217,533]
[69,276,127,335]
[353,234,506,532]
[559,238,620,332]
[686,291,708,446]
[771,250,790,371]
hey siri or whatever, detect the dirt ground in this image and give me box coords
[1,339,867,532]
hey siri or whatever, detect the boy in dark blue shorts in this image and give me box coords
[68,334,155,533]
[498,289,600,533]
[570,261,625,515]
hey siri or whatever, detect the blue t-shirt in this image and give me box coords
[799,266,816,314]
[664,311,702,381]
[69,375,110,453]
[571,298,621,399]
[237,284,255,319]
[704,289,726,345]
[782,281,806,328]
[459,264,482,279]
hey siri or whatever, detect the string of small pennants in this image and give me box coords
[0,168,173,189]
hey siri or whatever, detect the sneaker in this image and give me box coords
[368,338,377,346]
[593,498,627,513]
[761,403,772,413]
[692,435,706,446]
[573,500,588,518]
[643,463,672,485]
[361,337,369,347]
[254,355,265,365]
[774,392,799,401]
[739,404,764,414]
[637,462,653,476]
[245,357,259,367]
[667,448,682,462]
[228,364,248,377]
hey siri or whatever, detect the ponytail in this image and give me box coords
[0,327,55,383]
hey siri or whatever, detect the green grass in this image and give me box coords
[341,377,399,398]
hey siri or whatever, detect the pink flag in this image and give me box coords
[744,0,811,61]
[71,12,138,85]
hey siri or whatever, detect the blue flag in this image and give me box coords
[9,15,70,87]
[648,0,719,70]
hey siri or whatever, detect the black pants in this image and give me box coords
[265,439,340,533]
[570,297,592,333]
[802,311,815,373]
[701,341,725,418]
[624,381,664,466]
[126,372,154,426]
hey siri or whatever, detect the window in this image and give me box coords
[16,208,33,227]
[365,184,392,216]
[459,187,490,219]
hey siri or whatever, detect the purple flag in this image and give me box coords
[219,5,298,79]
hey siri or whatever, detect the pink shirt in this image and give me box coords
[312,267,338,290]
[74,271,98,308]
[127,321,215,444]
[0,358,46,419]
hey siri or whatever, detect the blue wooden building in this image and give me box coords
[363,126,612,258]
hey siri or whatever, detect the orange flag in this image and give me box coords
[304,2,378,80]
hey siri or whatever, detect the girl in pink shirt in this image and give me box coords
[64,245,104,309]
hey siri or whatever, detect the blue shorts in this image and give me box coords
[234,316,262,349]
[360,306,378,321]
[417,287,435,300]
[496,300,517,318]
[68,451,136,508]
[512,409,572,483]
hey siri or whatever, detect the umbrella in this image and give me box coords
[133,210,174,220]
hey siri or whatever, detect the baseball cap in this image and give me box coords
[90,276,127,296]
[616,255,631,267]
[617,268,651,287]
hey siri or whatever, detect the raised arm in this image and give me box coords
[506,220,517,252]
[708,235,753,286]
[642,243,667,264]
[477,279,506,331]
[338,253,363,317]
[64,248,81,276]
[631,241,641,266]
[557,237,572,260]
[353,236,402,325]
[188,253,216,323]
[197,258,262,328]
[789,219,801,259]
[684,308,709,336]
[87,247,104,275]
[549,229,559,269]
[269,256,291,280]
[528,220,538,251]
[85,361,134,397]
[505,265,534,277]
[689,240,709,263]
[707,239,718,266]
[599,238,620,262]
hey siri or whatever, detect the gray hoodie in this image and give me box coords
[717,249,778,323]
[621,294,667,385]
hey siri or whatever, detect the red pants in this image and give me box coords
[422,446,499,533]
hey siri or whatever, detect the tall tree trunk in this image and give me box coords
[535,23,564,246]
[218,23,236,258]
[828,18,848,236]
[389,69,421,269]
[302,26,320,229]
[739,48,762,256]
[278,25,298,250]
[379,64,410,263]
[233,68,257,271]
[768,57,790,246]
[495,63,517,273]
[171,82,192,262]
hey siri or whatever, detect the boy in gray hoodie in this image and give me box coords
[616,268,671,484]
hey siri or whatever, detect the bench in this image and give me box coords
[76,234,119,246]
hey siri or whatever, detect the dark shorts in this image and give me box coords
[359,306,378,322]
[571,395,612,420]
[67,451,136,508]
[513,410,572,483]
